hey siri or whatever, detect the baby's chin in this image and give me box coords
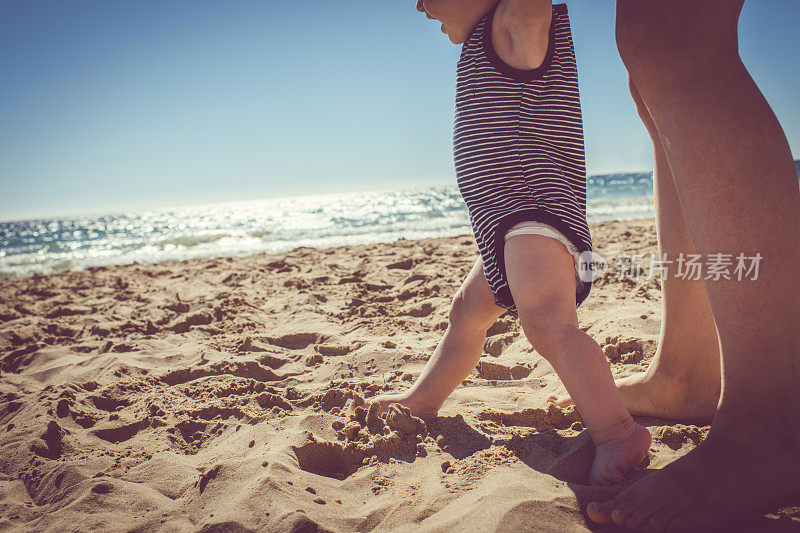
[443,26,466,45]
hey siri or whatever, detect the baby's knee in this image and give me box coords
[518,312,575,361]
[448,287,500,333]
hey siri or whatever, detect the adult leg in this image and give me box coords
[589,1,800,530]
[550,78,722,421]
[505,234,651,485]
[371,257,505,419]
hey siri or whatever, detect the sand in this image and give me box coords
[0,218,797,532]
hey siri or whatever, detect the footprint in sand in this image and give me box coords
[266,332,323,350]
[477,360,532,380]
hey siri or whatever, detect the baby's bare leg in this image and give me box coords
[505,234,651,485]
[371,257,505,419]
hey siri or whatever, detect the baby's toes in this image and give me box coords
[546,393,574,408]
[365,394,400,414]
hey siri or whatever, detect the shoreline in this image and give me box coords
[0,217,660,283]
[1,217,797,531]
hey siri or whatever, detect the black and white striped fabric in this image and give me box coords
[453,2,591,313]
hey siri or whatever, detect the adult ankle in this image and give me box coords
[642,361,719,393]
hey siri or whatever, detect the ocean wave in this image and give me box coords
[0,178,666,278]
[152,234,226,250]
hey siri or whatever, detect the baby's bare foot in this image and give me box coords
[590,421,652,486]
[368,391,440,421]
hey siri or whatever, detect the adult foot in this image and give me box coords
[590,421,652,486]
[587,431,800,531]
[367,390,440,421]
[548,367,719,422]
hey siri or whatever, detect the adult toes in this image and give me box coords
[587,494,629,525]
[625,501,668,530]
[609,496,647,526]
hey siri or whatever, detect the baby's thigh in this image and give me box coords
[503,235,578,327]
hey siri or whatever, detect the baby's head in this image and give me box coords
[416,0,499,44]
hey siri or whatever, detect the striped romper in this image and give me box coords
[454,3,592,314]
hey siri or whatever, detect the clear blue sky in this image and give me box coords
[1,0,798,221]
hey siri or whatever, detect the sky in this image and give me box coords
[1,0,798,221]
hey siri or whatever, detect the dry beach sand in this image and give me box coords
[1,218,798,532]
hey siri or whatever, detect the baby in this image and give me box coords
[372,0,651,486]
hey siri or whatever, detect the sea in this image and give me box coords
[2,163,798,280]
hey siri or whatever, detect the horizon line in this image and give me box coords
[3,161,799,224]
